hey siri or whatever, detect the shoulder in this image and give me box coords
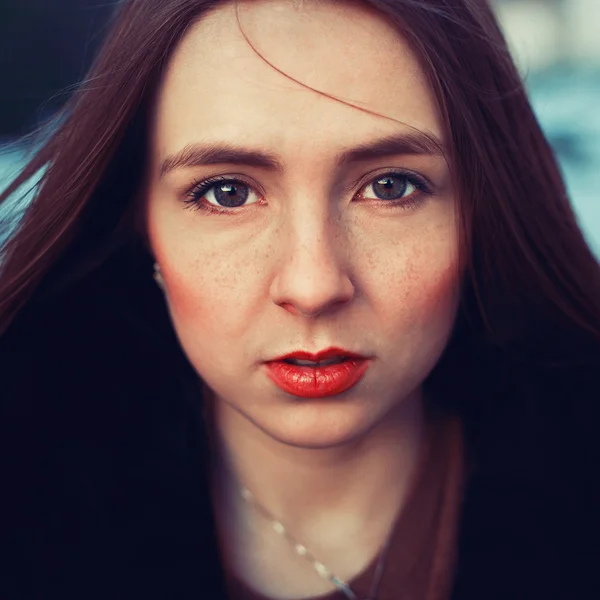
[0,281,228,599]
[452,354,600,600]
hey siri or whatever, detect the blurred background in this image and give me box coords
[1,0,599,254]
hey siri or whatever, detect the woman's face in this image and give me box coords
[145,0,460,448]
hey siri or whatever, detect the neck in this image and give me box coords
[210,390,427,544]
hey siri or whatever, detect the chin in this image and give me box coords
[249,401,385,449]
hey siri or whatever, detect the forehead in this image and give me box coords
[152,0,442,159]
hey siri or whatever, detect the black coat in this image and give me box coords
[2,263,599,600]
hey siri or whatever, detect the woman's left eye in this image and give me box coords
[358,172,429,205]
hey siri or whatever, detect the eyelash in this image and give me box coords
[183,170,433,215]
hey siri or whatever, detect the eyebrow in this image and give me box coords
[159,131,446,178]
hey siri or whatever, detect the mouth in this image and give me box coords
[264,347,370,398]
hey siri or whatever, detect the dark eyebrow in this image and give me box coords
[159,131,445,178]
[335,131,446,166]
[160,144,284,178]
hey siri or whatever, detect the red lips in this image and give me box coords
[265,346,370,398]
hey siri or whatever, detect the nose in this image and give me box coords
[269,215,355,318]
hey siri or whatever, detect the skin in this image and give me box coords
[145,0,460,596]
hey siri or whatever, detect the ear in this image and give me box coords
[153,261,166,292]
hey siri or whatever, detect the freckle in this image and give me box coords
[359,241,377,272]
[405,257,421,286]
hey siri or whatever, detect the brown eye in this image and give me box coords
[212,181,250,207]
[364,174,415,201]
[188,177,261,209]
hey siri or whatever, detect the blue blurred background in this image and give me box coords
[1,0,599,254]
[494,0,600,256]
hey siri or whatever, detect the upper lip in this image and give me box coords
[269,346,367,362]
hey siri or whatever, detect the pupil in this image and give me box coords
[373,176,407,200]
[214,182,249,207]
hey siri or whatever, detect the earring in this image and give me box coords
[153,262,166,291]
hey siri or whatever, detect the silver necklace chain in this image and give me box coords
[239,487,393,600]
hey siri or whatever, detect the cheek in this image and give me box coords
[377,242,461,336]
[408,258,460,318]
[154,258,243,375]
[152,241,263,347]
[159,259,239,324]
[370,245,461,389]
[161,266,208,321]
[148,205,263,322]
[146,202,273,369]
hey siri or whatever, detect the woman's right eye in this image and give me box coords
[185,177,262,213]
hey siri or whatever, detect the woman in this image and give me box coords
[1,0,599,599]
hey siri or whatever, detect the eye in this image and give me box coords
[186,176,261,210]
[358,172,428,203]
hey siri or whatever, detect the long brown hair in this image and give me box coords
[1,0,599,389]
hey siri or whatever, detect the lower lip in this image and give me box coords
[264,359,370,398]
